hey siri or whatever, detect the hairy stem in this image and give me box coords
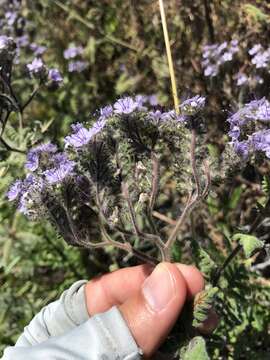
[158,0,180,112]
[164,193,196,261]
[122,181,140,237]
[21,85,41,111]
[149,152,160,212]
[147,152,160,235]
[191,129,201,196]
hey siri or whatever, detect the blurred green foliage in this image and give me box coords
[1,0,270,358]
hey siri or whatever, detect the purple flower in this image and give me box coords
[16,35,29,48]
[91,118,107,135]
[114,97,139,114]
[204,64,218,77]
[148,95,158,106]
[135,95,148,110]
[221,51,233,62]
[227,98,270,127]
[251,130,270,157]
[48,68,63,84]
[27,58,45,74]
[202,40,239,77]
[160,110,184,122]
[148,110,163,122]
[5,11,17,26]
[30,43,47,56]
[251,49,270,69]
[64,124,94,148]
[233,140,250,159]
[249,44,262,56]
[25,143,57,171]
[7,180,23,201]
[180,95,206,115]
[68,60,88,73]
[228,126,240,140]
[0,35,15,51]
[64,45,84,59]
[43,159,75,184]
[99,105,113,119]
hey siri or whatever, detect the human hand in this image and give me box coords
[85,262,217,358]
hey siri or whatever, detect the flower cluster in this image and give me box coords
[63,44,88,73]
[234,44,270,88]
[7,94,205,228]
[0,1,63,85]
[228,97,270,159]
[8,141,76,217]
[202,40,239,77]
[202,40,270,89]
[250,44,270,69]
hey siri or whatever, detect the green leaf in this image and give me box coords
[193,287,218,328]
[198,249,217,280]
[262,175,270,196]
[181,336,210,360]
[232,233,264,258]
[228,186,243,209]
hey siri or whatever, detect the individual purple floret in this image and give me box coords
[63,45,84,59]
[64,124,94,148]
[99,105,113,119]
[148,95,158,106]
[7,180,23,201]
[180,95,206,115]
[228,125,240,141]
[27,57,45,74]
[30,43,47,56]
[0,35,15,52]
[43,159,75,184]
[5,11,17,26]
[16,35,29,48]
[248,44,262,56]
[91,118,107,135]
[232,140,250,159]
[135,95,148,110]
[114,97,139,114]
[252,98,270,122]
[48,68,63,84]
[204,64,218,77]
[148,110,163,123]
[25,143,57,171]
[251,48,270,69]
[68,61,88,73]
[251,130,270,158]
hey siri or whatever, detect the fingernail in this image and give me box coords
[142,263,176,312]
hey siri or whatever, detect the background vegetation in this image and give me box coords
[0,1,270,358]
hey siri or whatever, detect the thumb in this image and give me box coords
[119,262,200,358]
